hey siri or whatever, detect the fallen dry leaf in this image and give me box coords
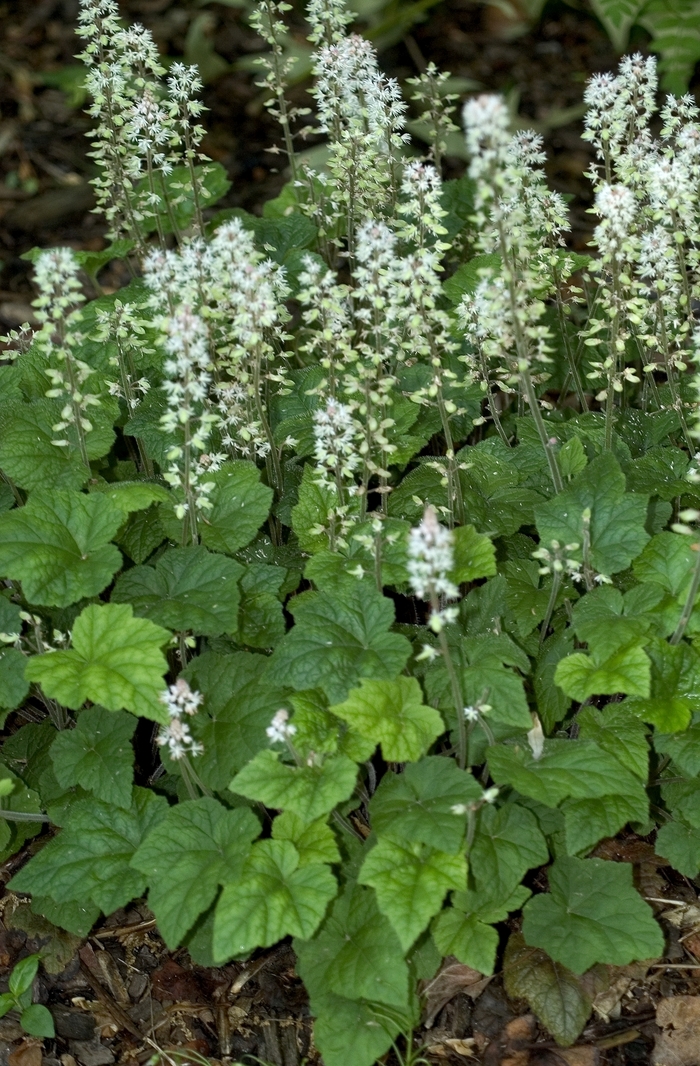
[8,1039,43,1066]
[483,1014,536,1066]
[591,962,650,1023]
[654,996,700,1065]
[423,959,492,1028]
[557,1048,600,1066]
[426,1037,477,1058]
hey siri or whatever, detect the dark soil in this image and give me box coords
[1,1,700,1064]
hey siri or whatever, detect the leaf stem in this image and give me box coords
[670,541,700,645]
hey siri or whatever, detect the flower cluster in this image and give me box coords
[157,679,204,760]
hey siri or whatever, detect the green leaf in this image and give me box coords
[554,641,650,701]
[266,583,411,704]
[131,798,260,948]
[661,776,700,828]
[112,546,243,636]
[296,883,409,1009]
[331,678,443,763]
[290,689,375,763]
[443,254,501,304]
[522,856,663,974]
[571,586,651,656]
[213,838,337,959]
[655,723,700,777]
[504,932,604,1047]
[625,641,700,732]
[0,490,123,607]
[237,563,286,648]
[183,651,289,789]
[487,739,649,853]
[534,631,573,733]
[639,0,700,94]
[89,480,170,515]
[432,909,499,975]
[25,603,170,722]
[425,648,531,732]
[0,993,14,1019]
[50,706,136,809]
[0,648,29,712]
[9,788,167,915]
[655,819,700,878]
[0,401,90,492]
[6,902,84,972]
[558,436,588,479]
[470,803,549,899]
[20,1003,55,1039]
[590,0,645,50]
[230,749,358,821]
[450,525,496,584]
[305,994,405,1066]
[633,531,695,597]
[536,452,649,576]
[577,705,648,780]
[199,462,273,555]
[369,757,482,853]
[30,896,100,939]
[9,953,40,997]
[272,812,340,866]
[292,466,338,554]
[117,505,166,564]
[358,837,466,951]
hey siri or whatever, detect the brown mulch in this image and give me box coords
[1,0,700,1064]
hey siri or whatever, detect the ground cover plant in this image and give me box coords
[1,1,700,1060]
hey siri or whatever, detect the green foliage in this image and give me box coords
[25,604,170,721]
[0,954,55,1039]
[3,5,698,1057]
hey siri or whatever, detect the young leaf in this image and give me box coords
[521,856,663,974]
[25,603,170,722]
[213,838,337,959]
[0,490,123,607]
[369,757,482,853]
[536,452,649,576]
[112,546,243,636]
[131,798,261,947]
[432,883,530,975]
[20,1004,55,1039]
[358,837,466,951]
[9,788,168,915]
[432,910,499,976]
[230,749,358,822]
[331,678,443,763]
[9,953,40,997]
[266,583,411,704]
[655,820,700,878]
[50,706,136,810]
[272,812,340,866]
[504,932,605,1047]
[554,641,650,701]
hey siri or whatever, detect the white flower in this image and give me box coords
[463,706,479,722]
[407,506,458,601]
[482,787,499,804]
[157,679,204,760]
[266,708,297,745]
